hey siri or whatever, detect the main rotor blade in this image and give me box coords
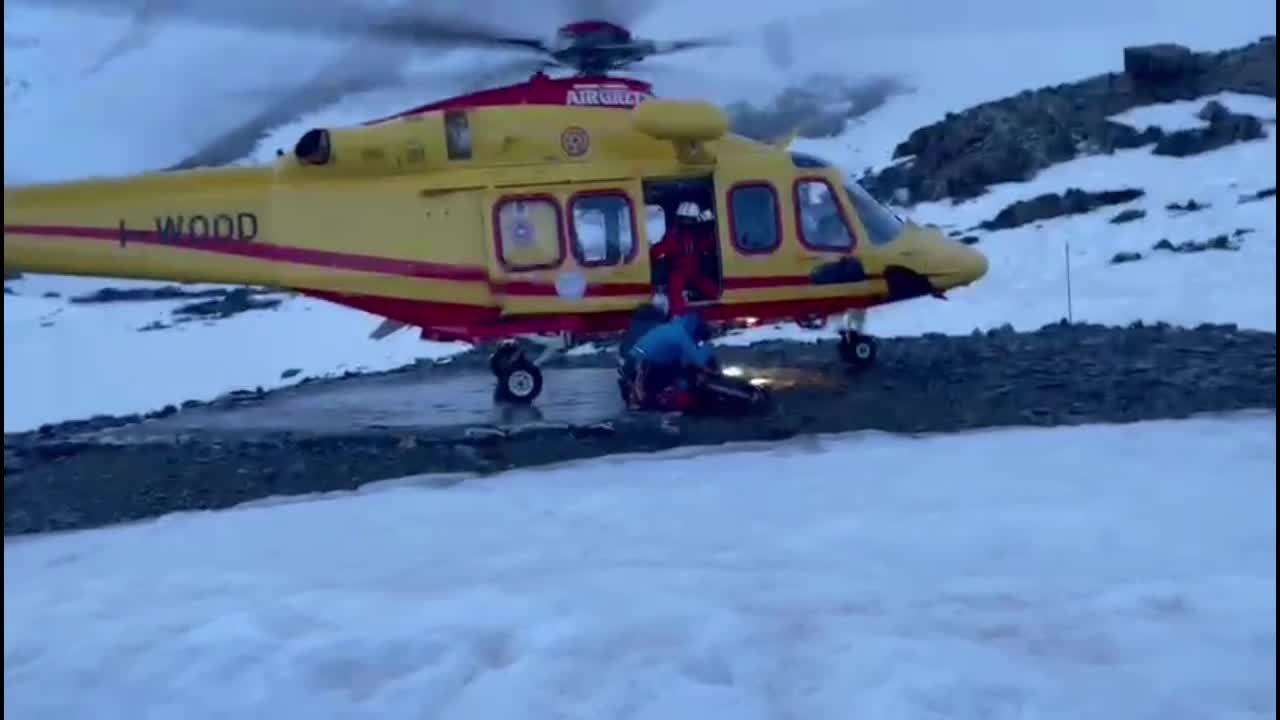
[167,43,414,170]
[10,0,550,53]
[223,53,549,104]
[169,49,552,170]
[643,19,793,70]
[650,36,733,56]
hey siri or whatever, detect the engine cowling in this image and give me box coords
[286,122,439,177]
[631,100,728,165]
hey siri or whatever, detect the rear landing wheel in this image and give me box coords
[838,332,877,370]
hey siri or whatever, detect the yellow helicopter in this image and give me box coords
[3,7,988,404]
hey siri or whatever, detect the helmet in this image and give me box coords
[675,201,702,225]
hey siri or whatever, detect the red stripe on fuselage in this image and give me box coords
[306,288,887,344]
[6,223,490,283]
[6,224,833,297]
[9,223,892,344]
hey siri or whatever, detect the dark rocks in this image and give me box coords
[1239,186,1277,203]
[173,288,282,319]
[1123,43,1202,85]
[1166,198,1210,213]
[1152,234,1243,254]
[862,37,1275,205]
[68,284,286,322]
[1110,208,1147,224]
[71,285,231,303]
[956,234,982,245]
[4,323,1275,536]
[1110,251,1144,264]
[978,187,1144,231]
[1153,100,1266,157]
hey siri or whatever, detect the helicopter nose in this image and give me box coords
[950,241,989,285]
[918,226,988,288]
[877,225,989,299]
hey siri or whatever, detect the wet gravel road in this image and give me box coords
[4,322,1275,536]
[94,367,627,440]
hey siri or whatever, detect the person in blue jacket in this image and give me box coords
[625,312,719,409]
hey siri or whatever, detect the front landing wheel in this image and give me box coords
[838,332,878,370]
[491,343,544,404]
[495,357,543,403]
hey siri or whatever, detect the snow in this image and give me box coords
[5,413,1275,719]
[3,275,467,430]
[4,0,1277,426]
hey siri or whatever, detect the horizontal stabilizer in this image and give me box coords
[369,318,409,340]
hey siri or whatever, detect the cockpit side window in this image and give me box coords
[794,178,855,251]
[790,150,905,247]
[844,180,905,247]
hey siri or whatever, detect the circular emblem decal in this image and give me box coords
[554,271,588,300]
[560,126,590,157]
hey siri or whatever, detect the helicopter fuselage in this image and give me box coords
[4,73,988,346]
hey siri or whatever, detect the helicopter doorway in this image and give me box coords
[642,177,723,308]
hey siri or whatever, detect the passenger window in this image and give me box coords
[496,196,564,271]
[795,179,855,251]
[570,193,636,266]
[728,183,780,253]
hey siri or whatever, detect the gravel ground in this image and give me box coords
[4,321,1275,536]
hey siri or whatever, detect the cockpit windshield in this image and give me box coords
[788,151,905,247]
[843,180,905,247]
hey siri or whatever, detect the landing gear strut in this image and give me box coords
[835,310,877,371]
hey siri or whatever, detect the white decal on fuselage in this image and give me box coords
[566,87,650,107]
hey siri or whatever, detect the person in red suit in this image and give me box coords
[650,201,719,314]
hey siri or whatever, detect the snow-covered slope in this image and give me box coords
[738,92,1278,344]
[6,414,1275,719]
[4,0,1276,430]
[3,276,469,429]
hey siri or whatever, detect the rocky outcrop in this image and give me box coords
[1239,187,1276,203]
[1166,198,1211,213]
[172,287,282,319]
[1110,208,1147,224]
[1152,99,1266,156]
[978,188,1144,231]
[1109,230,1251,264]
[862,37,1275,205]
[1152,234,1245,253]
[62,284,287,327]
